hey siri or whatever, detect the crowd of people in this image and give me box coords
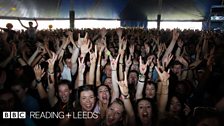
[0,20,224,126]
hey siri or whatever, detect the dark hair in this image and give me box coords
[143,81,157,99]
[166,95,185,116]
[57,79,72,90]
[96,84,111,101]
[172,61,183,68]
[77,85,95,98]
[75,85,96,111]
[135,98,158,126]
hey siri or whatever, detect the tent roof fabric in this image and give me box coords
[0,0,221,21]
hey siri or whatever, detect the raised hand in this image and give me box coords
[117,72,129,96]
[125,55,132,68]
[129,44,135,56]
[116,28,122,37]
[34,65,45,81]
[183,103,191,116]
[155,66,170,82]
[139,56,147,75]
[47,52,58,73]
[78,57,86,74]
[162,53,173,68]
[157,59,164,71]
[110,54,120,71]
[100,28,107,37]
[172,29,179,41]
[89,45,97,64]
[81,39,92,56]
[78,32,88,48]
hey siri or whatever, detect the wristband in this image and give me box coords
[122,94,130,99]
[35,79,41,84]
[48,71,54,75]
[138,80,145,83]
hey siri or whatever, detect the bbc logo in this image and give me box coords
[3,111,26,119]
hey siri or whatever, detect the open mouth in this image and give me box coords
[107,117,114,124]
[102,95,108,100]
[142,112,149,118]
[85,104,93,109]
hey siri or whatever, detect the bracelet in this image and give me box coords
[48,71,54,75]
[119,62,124,65]
[35,79,41,84]
[122,94,130,99]
[138,80,145,83]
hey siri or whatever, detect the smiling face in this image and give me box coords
[137,100,152,125]
[106,102,124,126]
[97,85,110,104]
[80,90,95,112]
[58,84,71,103]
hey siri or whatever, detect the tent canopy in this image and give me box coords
[0,0,221,21]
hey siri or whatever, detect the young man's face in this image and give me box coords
[172,64,182,74]
[58,84,71,103]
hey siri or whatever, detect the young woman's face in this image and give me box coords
[128,72,138,86]
[58,84,71,103]
[104,78,112,89]
[80,90,95,112]
[169,96,182,114]
[97,86,110,104]
[145,84,156,99]
[138,100,152,124]
[106,102,124,125]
